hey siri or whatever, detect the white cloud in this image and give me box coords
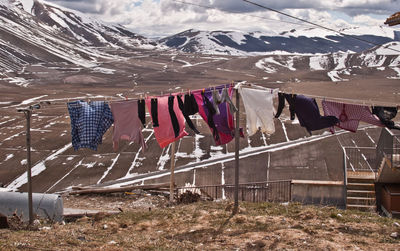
[43,0,399,37]
[353,15,385,26]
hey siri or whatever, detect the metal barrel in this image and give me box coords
[0,192,63,222]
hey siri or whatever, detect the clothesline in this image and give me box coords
[10,82,399,111]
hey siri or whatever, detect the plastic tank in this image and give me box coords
[0,192,63,222]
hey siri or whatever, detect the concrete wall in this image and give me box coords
[291,180,345,209]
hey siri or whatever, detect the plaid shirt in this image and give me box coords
[68,101,114,150]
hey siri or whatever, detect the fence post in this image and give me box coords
[342,147,347,209]
[234,87,240,213]
[169,141,176,203]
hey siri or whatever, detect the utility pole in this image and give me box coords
[17,104,40,225]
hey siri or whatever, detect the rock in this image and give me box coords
[39,226,51,231]
[394,222,400,228]
[0,213,9,229]
[103,224,108,230]
[108,240,117,245]
[77,236,86,241]
[390,232,398,239]
[337,213,343,218]
[33,219,41,226]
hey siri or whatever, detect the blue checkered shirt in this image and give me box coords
[68,101,114,151]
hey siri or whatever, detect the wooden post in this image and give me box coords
[234,88,240,214]
[169,141,176,203]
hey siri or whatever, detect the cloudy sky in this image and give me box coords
[45,0,399,37]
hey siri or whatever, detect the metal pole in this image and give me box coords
[25,110,34,225]
[169,141,176,203]
[234,88,240,214]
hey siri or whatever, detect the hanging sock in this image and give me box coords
[183,93,198,115]
[68,100,114,151]
[238,86,276,136]
[193,85,238,146]
[110,100,147,151]
[146,96,188,148]
[168,95,180,138]
[150,98,159,127]
[371,106,400,130]
[275,93,296,120]
[177,95,200,134]
[322,100,383,133]
[212,87,238,115]
[295,95,339,134]
[138,99,146,126]
[212,88,222,115]
[202,91,220,141]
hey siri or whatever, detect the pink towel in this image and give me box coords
[322,100,383,133]
[110,100,147,151]
[146,95,188,148]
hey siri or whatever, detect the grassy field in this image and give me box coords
[1,196,399,250]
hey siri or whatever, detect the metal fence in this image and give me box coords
[376,128,400,169]
[177,180,292,203]
[343,147,377,172]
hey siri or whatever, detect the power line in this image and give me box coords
[242,0,400,53]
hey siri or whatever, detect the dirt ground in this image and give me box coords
[0,194,399,250]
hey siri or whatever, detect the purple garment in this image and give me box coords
[295,95,339,133]
[202,87,233,135]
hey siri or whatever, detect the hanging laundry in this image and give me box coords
[110,100,147,151]
[146,95,188,148]
[295,95,339,134]
[372,106,400,130]
[193,85,236,145]
[138,99,146,126]
[177,95,200,134]
[238,86,276,136]
[275,93,296,120]
[150,98,159,127]
[212,87,238,115]
[322,100,382,133]
[183,93,198,115]
[67,100,114,151]
[168,95,180,138]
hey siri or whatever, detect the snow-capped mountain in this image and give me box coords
[254,41,400,81]
[22,0,154,49]
[0,0,155,72]
[160,27,400,56]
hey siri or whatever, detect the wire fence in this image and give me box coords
[344,147,377,173]
[177,180,292,203]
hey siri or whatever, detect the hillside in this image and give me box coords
[0,196,399,250]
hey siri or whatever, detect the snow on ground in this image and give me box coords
[374,42,400,55]
[255,57,296,73]
[387,67,400,79]
[327,70,349,82]
[6,143,72,191]
[20,95,48,106]
[2,77,32,87]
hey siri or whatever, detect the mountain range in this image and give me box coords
[0,0,399,75]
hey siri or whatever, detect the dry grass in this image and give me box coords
[0,197,399,250]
